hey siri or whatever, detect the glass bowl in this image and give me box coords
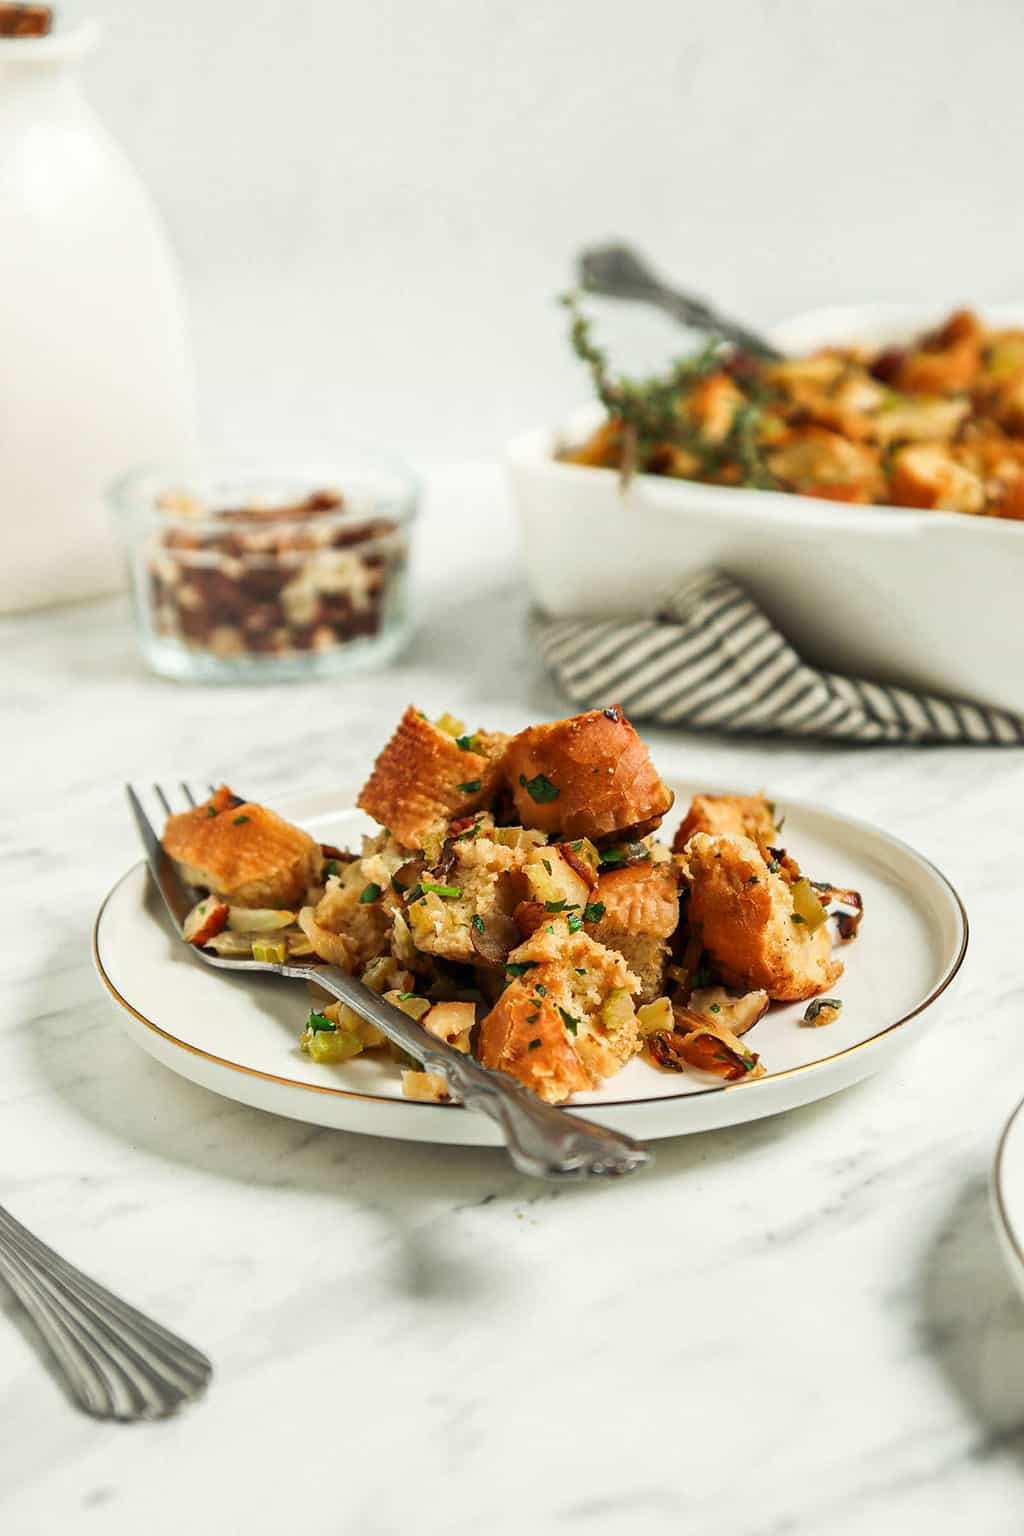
[111,452,418,683]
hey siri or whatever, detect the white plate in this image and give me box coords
[93,784,967,1146]
[993,1096,1024,1298]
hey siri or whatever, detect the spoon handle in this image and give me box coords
[577,242,784,360]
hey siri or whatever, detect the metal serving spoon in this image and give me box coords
[577,242,784,360]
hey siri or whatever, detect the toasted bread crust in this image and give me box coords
[163,786,322,907]
[356,707,504,849]
[501,706,673,842]
[478,916,641,1101]
[586,861,680,1001]
[589,862,680,939]
[672,792,778,854]
[478,973,593,1104]
[686,832,841,1002]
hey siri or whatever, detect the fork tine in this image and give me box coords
[153,784,172,818]
[125,784,196,931]
[125,784,156,842]
[180,782,196,807]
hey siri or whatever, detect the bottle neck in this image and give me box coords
[0,19,98,82]
[0,22,97,119]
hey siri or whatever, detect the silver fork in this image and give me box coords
[0,1203,211,1419]
[128,783,652,1182]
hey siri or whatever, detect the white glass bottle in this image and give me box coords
[0,20,198,612]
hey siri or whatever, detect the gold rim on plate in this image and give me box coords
[92,822,969,1113]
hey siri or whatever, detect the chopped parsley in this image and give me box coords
[456,824,480,841]
[583,901,605,923]
[542,858,552,875]
[804,997,843,1024]
[535,983,547,996]
[506,961,538,978]
[359,882,382,904]
[544,899,578,913]
[456,779,482,794]
[747,875,759,887]
[306,1011,336,1035]
[398,991,417,1001]
[390,874,406,894]
[570,840,583,851]
[232,814,250,825]
[574,967,587,975]
[405,883,425,905]
[567,913,583,934]
[790,913,807,925]
[519,772,560,804]
[709,1003,721,1013]
[455,734,476,751]
[325,860,340,879]
[767,859,781,874]
[471,914,485,934]
[558,1006,579,1036]
[206,805,217,818]
[599,847,626,866]
[421,881,462,899]
[528,1038,541,1050]
[526,1011,539,1025]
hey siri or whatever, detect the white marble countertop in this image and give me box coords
[2,466,1024,1534]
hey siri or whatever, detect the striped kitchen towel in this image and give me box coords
[532,569,1024,744]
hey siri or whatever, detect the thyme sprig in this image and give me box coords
[560,290,779,489]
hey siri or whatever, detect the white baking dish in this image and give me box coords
[507,304,1024,715]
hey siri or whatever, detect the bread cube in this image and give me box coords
[295,836,404,969]
[478,916,640,1103]
[163,785,322,908]
[357,707,506,850]
[672,791,778,854]
[406,835,527,964]
[686,832,842,1002]
[891,309,982,394]
[766,426,881,501]
[889,443,985,514]
[585,860,681,1001]
[523,844,594,912]
[501,706,673,843]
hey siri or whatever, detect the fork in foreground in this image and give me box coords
[128,785,653,1182]
[0,1203,211,1419]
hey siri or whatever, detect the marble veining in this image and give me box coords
[1,467,1023,1534]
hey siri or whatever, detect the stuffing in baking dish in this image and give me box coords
[560,300,1024,518]
[162,709,862,1104]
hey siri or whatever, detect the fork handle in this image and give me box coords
[0,1205,211,1420]
[307,968,652,1180]
[427,1051,652,1180]
[577,241,784,360]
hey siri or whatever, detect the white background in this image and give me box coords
[79,0,1024,466]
